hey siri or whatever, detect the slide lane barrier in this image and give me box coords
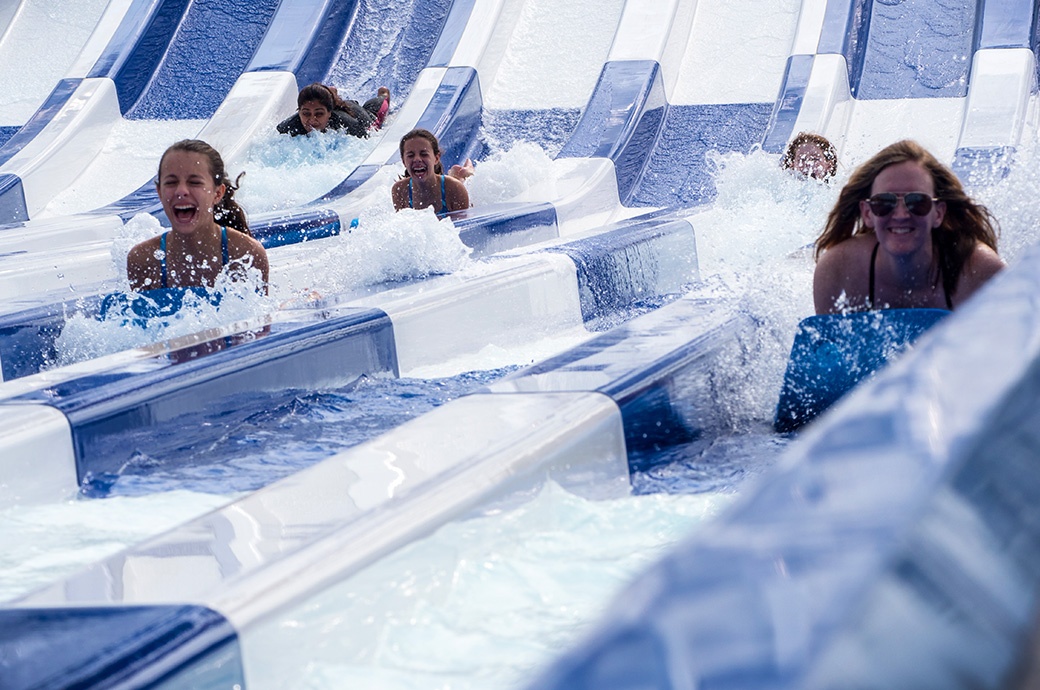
[0,286,746,689]
[951,0,1038,184]
[0,0,261,224]
[0,196,569,380]
[528,244,1040,688]
[0,211,699,505]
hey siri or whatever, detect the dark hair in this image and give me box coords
[399,128,444,176]
[782,132,838,179]
[815,139,999,299]
[158,139,250,236]
[297,83,349,112]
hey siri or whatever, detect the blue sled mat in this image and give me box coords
[774,308,950,433]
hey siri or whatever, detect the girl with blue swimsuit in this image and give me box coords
[391,128,470,216]
[126,139,269,295]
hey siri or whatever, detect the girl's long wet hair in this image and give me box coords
[297,83,350,112]
[398,128,444,177]
[814,139,999,299]
[158,139,250,236]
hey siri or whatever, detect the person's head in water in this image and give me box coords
[782,132,838,181]
[156,139,249,236]
[398,128,444,178]
[295,83,341,134]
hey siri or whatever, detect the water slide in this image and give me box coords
[1,0,1040,687]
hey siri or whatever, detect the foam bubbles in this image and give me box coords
[237,130,379,213]
[466,141,558,206]
[276,201,473,298]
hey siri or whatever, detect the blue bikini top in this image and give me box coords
[408,175,448,216]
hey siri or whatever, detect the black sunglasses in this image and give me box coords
[866,192,939,217]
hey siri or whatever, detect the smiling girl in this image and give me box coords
[391,129,470,216]
[127,139,269,294]
[813,140,1003,314]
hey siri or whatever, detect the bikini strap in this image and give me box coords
[221,226,229,266]
[868,241,879,310]
[160,232,169,289]
[408,178,414,209]
[440,174,447,215]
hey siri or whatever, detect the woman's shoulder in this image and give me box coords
[227,228,266,253]
[128,233,162,257]
[818,232,876,263]
[960,241,1005,287]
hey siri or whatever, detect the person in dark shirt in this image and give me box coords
[276,83,390,138]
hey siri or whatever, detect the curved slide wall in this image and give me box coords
[2,0,1040,688]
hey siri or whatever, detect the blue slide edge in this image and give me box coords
[0,605,243,690]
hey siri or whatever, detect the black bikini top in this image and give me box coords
[868,241,952,310]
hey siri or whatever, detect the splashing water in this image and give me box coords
[53,214,272,366]
[237,129,381,213]
[466,141,559,205]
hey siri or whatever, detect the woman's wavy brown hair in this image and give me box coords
[814,139,998,299]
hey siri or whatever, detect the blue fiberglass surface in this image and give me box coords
[850,0,976,100]
[126,0,281,119]
[454,202,559,256]
[488,296,747,463]
[0,606,243,690]
[0,79,82,169]
[329,0,456,103]
[0,297,103,381]
[557,60,666,204]
[246,0,361,80]
[762,54,814,154]
[87,0,189,100]
[12,309,399,487]
[627,103,774,208]
[0,79,81,223]
[481,107,584,159]
[548,215,697,327]
[0,173,27,225]
[0,126,17,148]
[976,0,1034,49]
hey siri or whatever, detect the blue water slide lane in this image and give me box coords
[97,0,466,225]
[0,292,743,688]
[0,606,244,690]
[21,307,397,490]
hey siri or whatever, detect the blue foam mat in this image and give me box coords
[774,308,951,432]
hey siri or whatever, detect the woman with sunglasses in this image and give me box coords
[813,139,1003,314]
